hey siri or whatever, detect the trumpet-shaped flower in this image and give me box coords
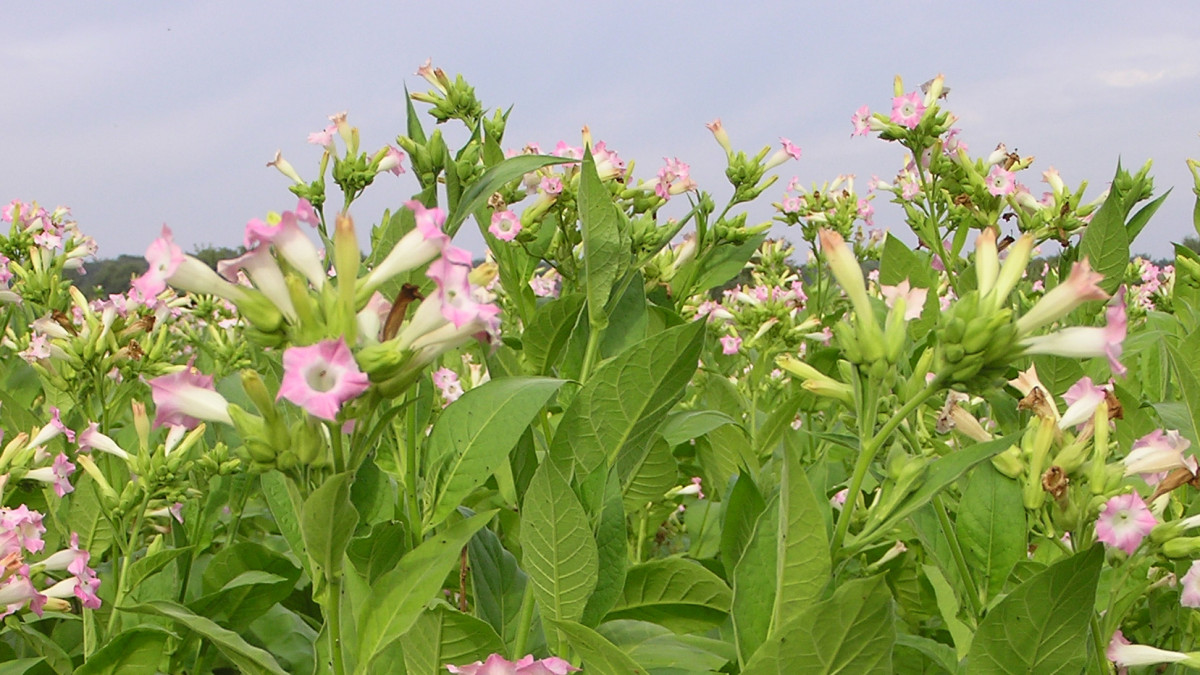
[489,210,521,242]
[0,505,46,556]
[1182,561,1200,608]
[24,453,75,498]
[0,573,45,619]
[720,335,742,355]
[817,229,874,323]
[1107,630,1192,669]
[278,338,370,421]
[361,200,450,294]
[986,165,1016,197]
[1123,429,1195,479]
[1058,377,1107,430]
[149,365,234,428]
[1021,301,1127,375]
[446,653,579,675]
[76,423,131,461]
[880,280,927,321]
[851,105,872,136]
[1095,492,1156,556]
[244,202,326,290]
[217,246,298,322]
[1015,259,1109,336]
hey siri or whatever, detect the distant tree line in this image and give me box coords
[67,246,241,299]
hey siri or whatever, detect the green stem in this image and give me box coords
[331,427,346,476]
[1091,614,1112,674]
[512,581,536,659]
[327,574,347,675]
[405,404,422,546]
[830,376,944,557]
[933,494,984,618]
[578,323,604,383]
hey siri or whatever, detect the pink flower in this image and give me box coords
[432,367,464,406]
[831,488,849,508]
[1182,561,1200,608]
[446,654,579,675]
[1059,377,1107,430]
[77,422,131,461]
[851,105,872,136]
[780,137,802,160]
[489,210,521,242]
[1095,492,1156,556]
[1021,300,1127,375]
[539,176,563,196]
[1107,630,1191,669]
[217,245,298,322]
[720,335,742,355]
[132,225,185,299]
[307,124,337,149]
[880,280,927,321]
[362,200,450,294]
[1123,429,1195,479]
[0,573,46,619]
[278,338,370,421]
[529,268,560,298]
[986,165,1017,197]
[890,91,926,129]
[244,203,326,291]
[377,146,407,176]
[149,364,234,428]
[0,505,47,556]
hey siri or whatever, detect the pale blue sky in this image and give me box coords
[4,2,1198,260]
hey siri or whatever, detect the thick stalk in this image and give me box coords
[327,575,347,675]
[405,403,422,547]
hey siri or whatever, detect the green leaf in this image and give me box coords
[523,293,586,375]
[579,145,628,330]
[601,271,649,358]
[301,472,359,585]
[880,234,935,289]
[191,542,301,630]
[347,521,409,585]
[468,524,529,651]
[446,155,573,236]
[741,575,895,674]
[894,633,960,675]
[68,476,114,558]
[955,463,1025,603]
[581,469,628,627]
[721,472,767,580]
[684,233,768,294]
[850,435,1016,551]
[1078,172,1131,295]
[122,600,287,675]
[124,547,192,592]
[599,620,734,673]
[924,564,974,660]
[400,604,506,675]
[1030,356,1084,402]
[549,320,706,478]
[355,510,496,668]
[0,658,44,675]
[74,627,171,675]
[1167,343,1200,449]
[260,471,307,565]
[604,558,732,633]
[555,620,649,674]
[1126,188,1170,243]
[247,605,319,675]
[425,377,565,527]
[965,545,1103,674]
[6,620,73,675]
[621,436,679,513]
[733,449,831,665]
[659,409,739,446]
[519,464,599,628]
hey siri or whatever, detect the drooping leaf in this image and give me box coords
[604,558,732,633]
[621,436,679,513]
[124,547,192,593]
[955,463,1025,603]
[720,472,767,580]
[578,144,629,330]
[519,465,598,629]
[355,511,496,667]
[582,469,628,627]
[523,293,586,376]
[191,542,302,630]
[599,620,734,673]
[425,377,565,527]
[122,600,287,675]
[260,471,307,566]
[965,545,1103,674]
[555,620,649,674]
[468,524,529,651]
[659,409,740,447]
[301,472,359,583]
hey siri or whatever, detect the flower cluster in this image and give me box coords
[446,654,578,675]
[0,506,101,619]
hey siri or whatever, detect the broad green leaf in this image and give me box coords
[850,435,1016,551]
[1078,173,1130,295]
[548,320,706,478]
[352,455,395,526]
[520,465,598,629]
[122,600,287,675]
[425,377,565,527]
[599,620,734,673]
[600,271,648,358]
[682,233,768,295]
[523,293,586,375]
[579,144,628,330]
[1166,343,1200,449]
[446,155,573,235]
[468,524,530,651]
[721,473,767,579]
[1126,188,1170,243]
[894,633,960,675]
[620,436,678,513]
[1030,356,1084,400]
[880,234,935,289]
[956,463,1025,603]
[301,472,359,583]
[581,469,628,627]
[124,547,192,592]
[260,471,307,565]
[695,425,757,500]
[192,542,301,630]
[659,409,739,446]
[754,392,806,460]
[924,564,974,660]
[355,511,496,669]
[6,620,72,675]
[733,449,830,665]
[347,521,408,585]
[965,545,1103,674]
[68,476,114,558]
[604,558,732,633]
[741,575,895,674]
[0,658,43,675]
[74,627,171,675]
[399,604,506,675]
[247,605,319,675]
[555,620,649,674]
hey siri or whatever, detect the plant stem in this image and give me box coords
[512,581,536,659]
[830,376,944,556]
[327,574,346,675]
[933,494,984,618]
[405,403,422,546]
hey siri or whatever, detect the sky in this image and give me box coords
[4,2,1199,263]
